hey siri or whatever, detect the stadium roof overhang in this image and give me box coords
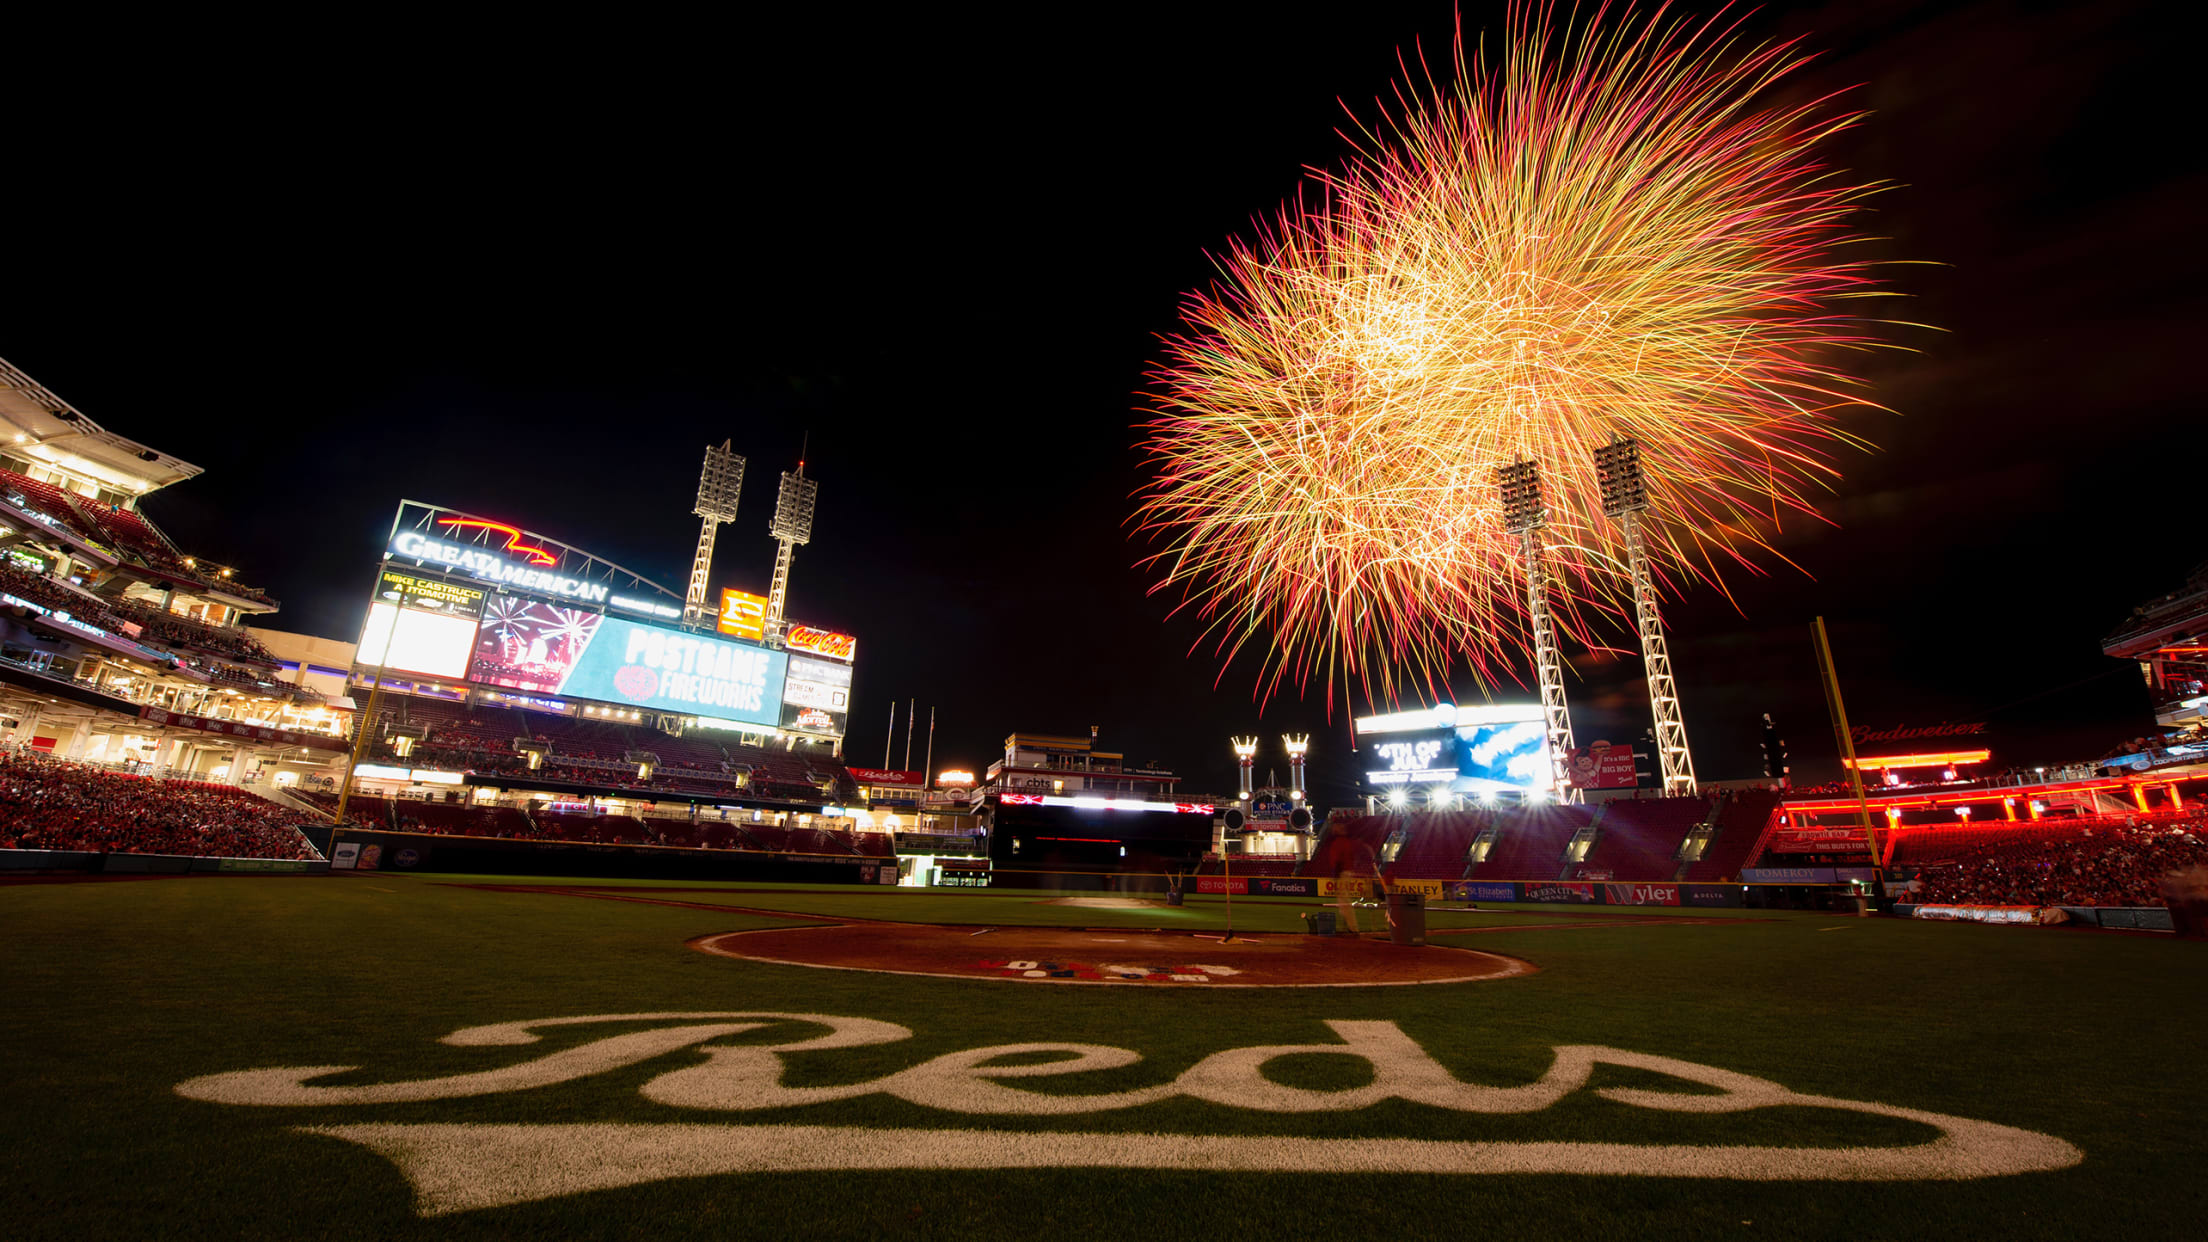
[0,356,203,494]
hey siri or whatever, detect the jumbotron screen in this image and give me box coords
[472,608,788,726]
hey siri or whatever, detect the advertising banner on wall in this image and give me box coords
[848,768,925,788]
[1565,740,1639,789]
[1604,882,1681,907]
[786,625,856,662]
[1741,866,1838,884]
[715,589,768,641]
[357,570,486,680]
[1250,877,1316,896]
[782,653,852,718]
[1446,881,1520,903]
[1522,881,1599,904]
[1680,884,1744,907]
[780,702,846,736]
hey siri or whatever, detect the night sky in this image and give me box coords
[5,2,2193,802]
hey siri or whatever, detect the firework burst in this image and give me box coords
[1135,0,1912,709]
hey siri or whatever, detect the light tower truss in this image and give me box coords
[1596,435,1696,795]
[1495,458,1580,802]
[683,441,746,627]
[765,464,819,641]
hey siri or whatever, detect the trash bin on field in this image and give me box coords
[1166,890,1184,906]
[1303,910,1337,935]
[1387,891,1427,945]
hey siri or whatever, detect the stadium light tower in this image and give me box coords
[764,459,819,642]
[1596,436,1696,795]
[1231,736,1258,802]
[1282,733,1309,805]
[683,441,745,627]
[1496,458,1581,803]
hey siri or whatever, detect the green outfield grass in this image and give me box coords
[3,872,2202,1241]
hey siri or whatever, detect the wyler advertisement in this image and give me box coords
[1605,883,1680,907]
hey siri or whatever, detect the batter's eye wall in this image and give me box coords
[988,804,1214,872]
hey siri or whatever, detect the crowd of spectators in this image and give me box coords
[0,747,323,859]
[1912,816,2208,909]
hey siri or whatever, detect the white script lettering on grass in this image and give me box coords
[173,1012,2082,1215]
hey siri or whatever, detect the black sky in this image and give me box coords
[4,2,2194,802]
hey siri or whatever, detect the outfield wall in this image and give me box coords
[0,849,329,874]
[326,830,888,884]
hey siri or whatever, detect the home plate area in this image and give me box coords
[693,924,1531,986]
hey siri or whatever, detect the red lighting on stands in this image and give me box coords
[436,517,558,566]
[1842,749,1992,771]
[999,793,1044,805]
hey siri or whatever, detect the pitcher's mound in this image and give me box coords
[693,924,1531,987]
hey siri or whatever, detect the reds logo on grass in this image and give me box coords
[175,1012,2081,1217]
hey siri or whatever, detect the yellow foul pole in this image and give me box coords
[1811,617,1882,866]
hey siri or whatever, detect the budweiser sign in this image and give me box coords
[1851,721,1987,746]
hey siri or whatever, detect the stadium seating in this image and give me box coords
[0,749,323,859]
[1386,812,1488,880]
[1580,796,1714,880]
[1900,814,2208,908]
[1465,805,1595,879]
[1681,789,1782,882]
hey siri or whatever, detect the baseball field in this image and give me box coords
[3,872,2200,1240]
